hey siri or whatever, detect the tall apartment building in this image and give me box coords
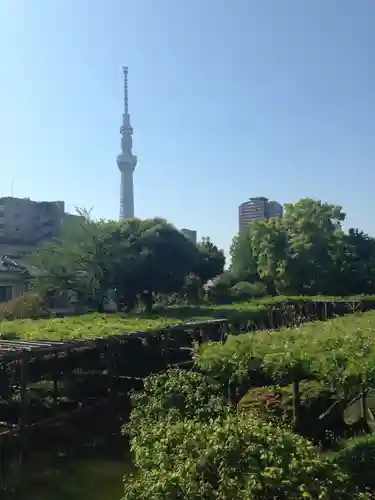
[181,228,197,245]
[238,197,283,233]
[0,197,75,248]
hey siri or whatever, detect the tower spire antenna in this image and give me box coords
[117,65,137,220]
[122,65,129,114]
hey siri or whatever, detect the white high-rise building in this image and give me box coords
[117,66,137,220]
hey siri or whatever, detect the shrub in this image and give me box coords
[204,272,235,304]
[231,281,266,301]
[238,381,344,442]
[124,414,353,499]
[335,435,375,492]
[0,292,49,321]
[125,369,227,436]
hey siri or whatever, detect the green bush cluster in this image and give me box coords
[238,381,343,442]
[122,369,366,499]
[124,415,353,500]
[230,281,267,301]
[125,369,227,431]
[0,292,49,321]
[335,434,375,492]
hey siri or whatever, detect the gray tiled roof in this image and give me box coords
[0,256,31,274]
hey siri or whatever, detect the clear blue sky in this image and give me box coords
[1,1,374,255]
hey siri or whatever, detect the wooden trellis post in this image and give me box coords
[163,330,170,367]
[53,353,59,410]
[0,434,5,486]
[105,342,116,404]
[360,384,367,423]
[292,379,300,429]
[18,355,30,464]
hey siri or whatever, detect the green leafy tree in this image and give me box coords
[283,198,345,294]
[230,231,259,282]
[335,229,375,296]
[230,216,288,293]
[30,214,122,312]
[195,237,225,285]
[229,198,375,296]
[31,215,199,312]
[121,218,200,311]
[249,216,290,293]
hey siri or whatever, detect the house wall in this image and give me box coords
[0,272,28,302]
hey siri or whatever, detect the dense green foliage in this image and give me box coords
[124,415,353,500]
[0,292,49,320]
[335,434,375,492]
[30,214,225,313]
[238,381,338,424]
[194,237,225,285]
[1,296,372,340]
[126,370,227,430]
[238,381,345,443]
[0,312,190,340]
[0,300,273,340]
[5,198,375,499]
[231,280,267,300]
[122,336,375,498]
[123,370,362,499]
[230,198,375,296]
[195,310,375,395]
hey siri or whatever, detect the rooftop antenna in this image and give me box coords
[11,178,15,197]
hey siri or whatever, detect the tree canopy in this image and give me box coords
[230,198,375,296]
[194,237,225,285]
[30,215,225,312]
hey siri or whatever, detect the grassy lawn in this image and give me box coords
[9,458,126,500]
